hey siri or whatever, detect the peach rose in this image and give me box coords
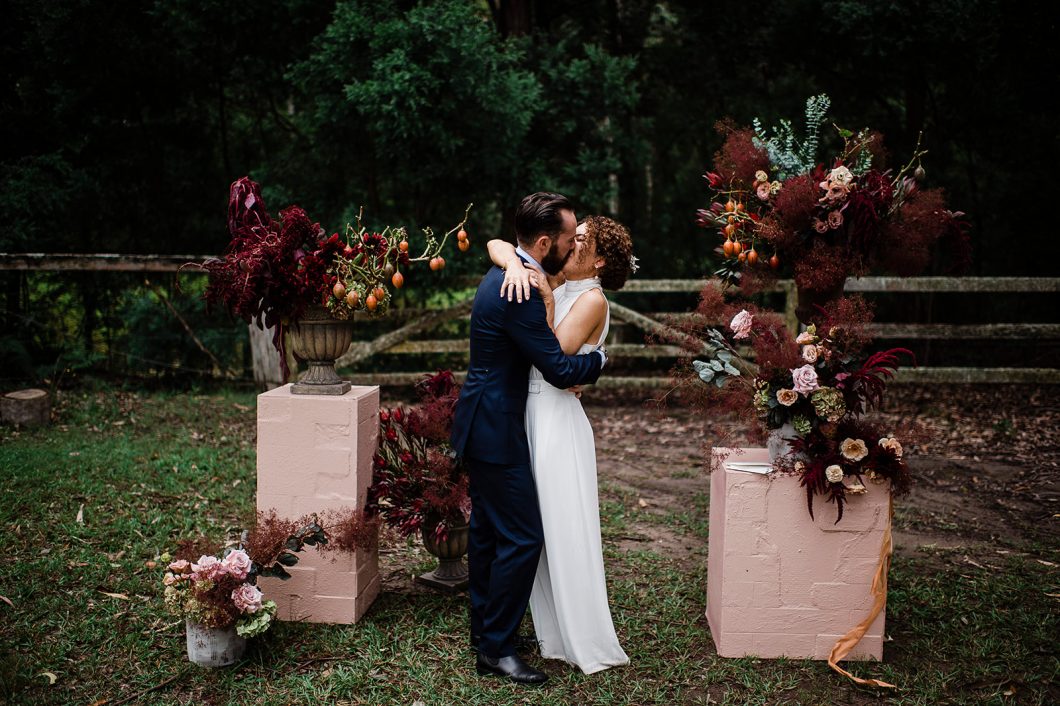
[841,437,869,462]
[167,559,191,573]
[827,209,844,229]
[795,329,816,345]
[813,218,829,233]
[879,436,904,458]
[802,345,819,363]
[776,388,798,406]
[756,182,772,201]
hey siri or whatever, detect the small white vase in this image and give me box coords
[185,619,246,668]
[767,422,797,462]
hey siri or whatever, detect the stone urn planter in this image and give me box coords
[288,306,355,395]
[417,523,469,593]
[185,620,246,668]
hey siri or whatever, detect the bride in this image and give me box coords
[486,215,634,674]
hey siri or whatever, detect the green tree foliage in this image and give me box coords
[2,0,1057,381]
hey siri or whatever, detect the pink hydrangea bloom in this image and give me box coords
[730,309,753,340]
[232,583,264,613]
[192,555,226,581]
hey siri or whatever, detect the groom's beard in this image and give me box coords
[540,240,572,276]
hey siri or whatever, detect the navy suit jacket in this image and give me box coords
[451,262,603,466]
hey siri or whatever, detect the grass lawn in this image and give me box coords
[0,387,1056,704]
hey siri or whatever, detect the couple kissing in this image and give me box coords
[451,192,636,685]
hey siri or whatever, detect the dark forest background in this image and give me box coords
[2,0,1057,383]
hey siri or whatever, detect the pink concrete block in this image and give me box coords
[752,632,817,658]
[706,447,889,662]
[715,632,754,657]
[814,633,883,661]
[256,383,380,624]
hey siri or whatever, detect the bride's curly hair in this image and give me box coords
[584,216,634,291]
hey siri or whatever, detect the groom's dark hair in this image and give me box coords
[514,192,573,247]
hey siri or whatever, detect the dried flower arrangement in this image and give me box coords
[674,286,914,522]
[696,95,970,305]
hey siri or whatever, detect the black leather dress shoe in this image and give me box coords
[475,654,548,684]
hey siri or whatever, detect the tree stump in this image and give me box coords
[1,389,50,427]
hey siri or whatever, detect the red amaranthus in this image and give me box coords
[198,176,472,379]
[366,371,469,542]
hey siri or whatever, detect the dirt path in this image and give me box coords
[378,384,1058,597]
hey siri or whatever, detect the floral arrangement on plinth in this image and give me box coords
[197,176,472,377]
[680,287,914,522]
[696,94,970,296]
[367,370,469,543]
[162,508,378,636]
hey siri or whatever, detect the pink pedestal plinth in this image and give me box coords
[256,384,381,624]
[706,448,888,661]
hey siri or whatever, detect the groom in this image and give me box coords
[451,192,605,685]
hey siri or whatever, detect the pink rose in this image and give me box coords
[192,555,226,581]
[231,583,263,614]
[802,345,819,363]
[167,559,191,573]
[163,572,180,586]
[795,330,816,345]
[827,209,844,229]
[790,365,820,395]
[756,182,772,201]
[828,166,854,185]
[222,549,253,580]
[729,310,753,340]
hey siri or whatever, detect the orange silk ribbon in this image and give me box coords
[827,496,897,689]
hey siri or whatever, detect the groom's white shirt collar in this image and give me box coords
[514,245,544,273]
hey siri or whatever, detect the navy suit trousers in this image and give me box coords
[466,456,544,658]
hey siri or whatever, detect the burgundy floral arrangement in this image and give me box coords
[679,287,914,522]
[198,177,471,377]
[367,370,469,542]
[696,95,970,298]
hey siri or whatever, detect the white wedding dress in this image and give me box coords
[525,276,629,674]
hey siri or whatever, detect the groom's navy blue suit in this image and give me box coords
[452,259,603,659]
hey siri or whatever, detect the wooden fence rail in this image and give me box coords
[2,253,1057,386]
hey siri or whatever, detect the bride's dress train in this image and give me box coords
[525,277,628,674]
